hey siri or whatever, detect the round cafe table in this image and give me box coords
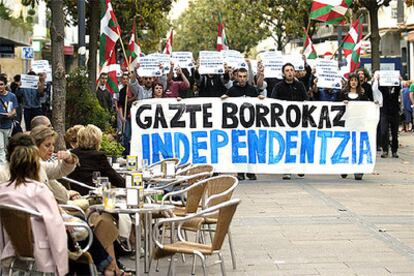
[90,203,174,274]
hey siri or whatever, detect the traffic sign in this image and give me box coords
[22,47,34,60]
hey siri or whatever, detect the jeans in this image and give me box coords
[0,128,12,165]
[23,107,43,131]
[122,119,131,155]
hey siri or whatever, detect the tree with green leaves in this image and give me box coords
[67,0,173,91]
[173,0,271,54]
[249,0,314,51]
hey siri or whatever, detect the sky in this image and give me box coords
[169,0,190,21]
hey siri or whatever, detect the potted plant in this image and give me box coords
[100,133,125,162]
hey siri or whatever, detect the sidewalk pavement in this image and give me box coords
[123,132,414,275]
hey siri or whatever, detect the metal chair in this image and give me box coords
[0,204,96,275]
[61,177,96,191]
[152,199,241,276]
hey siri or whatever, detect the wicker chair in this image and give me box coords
[176,164,214,177]
[0,204,96,276]
[152,199,241,276]
[199,176,239,270]
[161,172,212,216]
[175,162,192,174]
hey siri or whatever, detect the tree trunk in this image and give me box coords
[369,5,381,72]
[50,0,66,150]
[88,0,100,92]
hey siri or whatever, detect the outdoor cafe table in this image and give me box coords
[90,203,174,274]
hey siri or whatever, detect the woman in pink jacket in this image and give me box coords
[0,143,68,275]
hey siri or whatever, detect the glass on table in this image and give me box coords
[92,171,101,185]
[96,176,109,188]
[107,157,113,166]
[103,189,116,211]
[142,159,151,179]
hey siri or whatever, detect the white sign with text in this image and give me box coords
[316,59,342,89]
[20,74,39,89]
[379,70,400,87]
[198,51,225,75]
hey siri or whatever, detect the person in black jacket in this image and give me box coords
[357,68,374,101]
[225,67,259,98]
[375,74,401,158]
[269,63,307,180]
[270,63,308,101]
[222,68,262,181]
[68,124,125,195]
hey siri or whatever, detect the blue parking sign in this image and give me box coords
[22,47,34,59]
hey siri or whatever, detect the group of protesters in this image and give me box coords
[94,57,414,181]
[0,53,413,274]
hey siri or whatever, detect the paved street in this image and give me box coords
[125,132,414,275]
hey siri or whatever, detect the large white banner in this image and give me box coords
[131,98,379,174]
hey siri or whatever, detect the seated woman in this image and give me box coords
[0,143,68,276]
[30,125,81,204]
[3,133,129,275]
[68,124,124,195]
[65,124,84,149]
[0,126,78,205]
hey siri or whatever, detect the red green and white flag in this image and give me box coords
[163,30,173,55]
[100,0,121,67]
[342,20,363,76]
[303,28,318,59]
[310,0,352,25]
[127,19,141,67]
[216,13,229,51]
[101,52,119,94]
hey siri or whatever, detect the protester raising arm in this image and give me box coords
[372,71,383,107]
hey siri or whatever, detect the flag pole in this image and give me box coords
[330,17,368,60]
[115,28,131,139]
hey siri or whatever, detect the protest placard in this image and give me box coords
[171,52,194,69]
[137,56,162,77]
[131,97,379,174]
[222,50,247,69]
[284,54,305,71]
[198,51,225,75]
[31,60,49,73]
[20,74,39,89]
[379,70,400,87]
[260,51,284,79]
[315,59,342,89]
[31,60,52,82]
[148,53,171,74]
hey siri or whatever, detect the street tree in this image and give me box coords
[353,0,392,72]
[22,0,67,149]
